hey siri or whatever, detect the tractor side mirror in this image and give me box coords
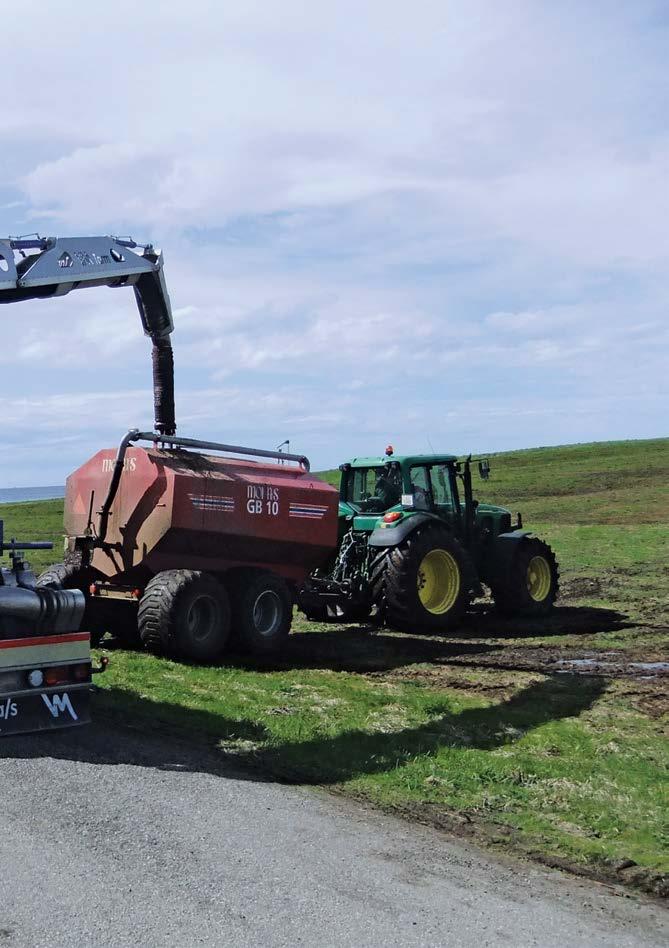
[478,460,490,480]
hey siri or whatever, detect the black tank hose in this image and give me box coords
[152,337,176,437]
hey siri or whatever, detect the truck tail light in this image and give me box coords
[44,667,70,686]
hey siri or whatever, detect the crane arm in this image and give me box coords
[0,235,176,434]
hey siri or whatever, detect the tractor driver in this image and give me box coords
[373,467,401,510]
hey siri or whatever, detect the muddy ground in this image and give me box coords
[288,565,669,724]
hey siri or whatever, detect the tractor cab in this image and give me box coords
[340,454,456,524]
[338,453,512,543]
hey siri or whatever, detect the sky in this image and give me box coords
[1,0,667,485]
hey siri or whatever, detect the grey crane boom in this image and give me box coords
[0,235,176,434]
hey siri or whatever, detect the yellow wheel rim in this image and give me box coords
[527,555,552,602]
[417,549,461,615]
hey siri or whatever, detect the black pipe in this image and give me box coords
[151,338,176,436]
[134,431,310,471]
[97,429,140,546]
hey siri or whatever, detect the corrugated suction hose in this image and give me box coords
[152,338,176,436]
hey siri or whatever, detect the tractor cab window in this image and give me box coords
[410,466,431,509]
[409,464,455,511]
[346,466,401,511]
[429,464,454,509]
[346,468,381,504]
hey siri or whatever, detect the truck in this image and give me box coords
[0,519,96,735]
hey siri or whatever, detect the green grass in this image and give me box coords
[1,437,668,894]
[0,499,64,574]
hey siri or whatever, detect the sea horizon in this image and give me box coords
[0,486,65,504]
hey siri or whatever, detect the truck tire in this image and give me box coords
[492,538,559,616]
[37,562,108,645]
[370,523,471,634]
[138,570,230,662]
[230,572,292,655]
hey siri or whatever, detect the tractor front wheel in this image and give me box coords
[492,538,559,616]
[371,524,472,634]
[138,570,231,661]
[229,572,292,655]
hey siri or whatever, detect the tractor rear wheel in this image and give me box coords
[492,538,559,616]
[138,570,230,661]
[371,524,472,634]
[37,562,111,645]
[229,572,292,654]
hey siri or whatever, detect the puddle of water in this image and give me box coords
[556,659,601,668]
[555,658,669,674]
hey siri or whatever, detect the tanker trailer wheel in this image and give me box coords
[491,538,559,617]
[370,524,472,634]
[229,572,292,655]
[138,570,231,662]
[37,562,110,646]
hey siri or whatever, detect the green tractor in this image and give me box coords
[299,450,558,632]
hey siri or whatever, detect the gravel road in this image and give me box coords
[0,722,666,947]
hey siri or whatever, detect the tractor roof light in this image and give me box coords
[383,511,403,524]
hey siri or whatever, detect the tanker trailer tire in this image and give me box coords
[229,571,292,655]
[138,570,231,662]
[37,562,108,646]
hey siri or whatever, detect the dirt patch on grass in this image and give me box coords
[616,683,669,723]
[369,664,537,699]
[559,576,604,599]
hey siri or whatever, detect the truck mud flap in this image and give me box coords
[0,685,90,737]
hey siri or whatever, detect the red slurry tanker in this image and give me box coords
[55,431,338,660]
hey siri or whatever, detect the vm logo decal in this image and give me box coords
[42,693,78,721]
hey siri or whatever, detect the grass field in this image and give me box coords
[1,437,667,896]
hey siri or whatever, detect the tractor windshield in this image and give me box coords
[345,466,401,511]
